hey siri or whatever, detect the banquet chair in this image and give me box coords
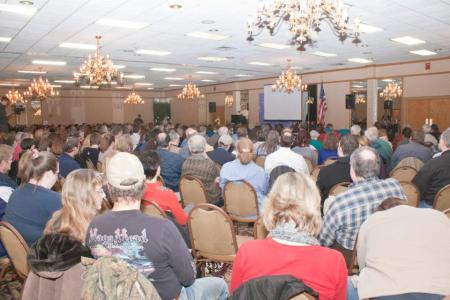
[303,157,314,174]
[310,166,321,182]
[399,181,420,207]
[179,175,208,207]
[255,156,266,169]
[443,208,450,219]
[253,217,269,240]
[396,156,424,171]
[0,221,29,280]
[433,184,450,212]
[328,182,351,197]
[141,200,168,219]
[389,166,417,182]
[224,181,258,223]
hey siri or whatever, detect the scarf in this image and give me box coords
[269,222,320,246]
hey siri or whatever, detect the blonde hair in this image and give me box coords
[45,169,104,241]
[236,138,253,165]
[263,172,322,236]
[114,134,133,152]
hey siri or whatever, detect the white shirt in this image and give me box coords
[130,133,140,149]
[264,147,309,175]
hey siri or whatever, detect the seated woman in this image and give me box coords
[292,129,318,165]
[348,198,450,300]
[318,133,339,164]
[230,172,347,300]
[22,169,105,300]
[255,130,279,157]
[220,138,268,211]
[3,150,61,246]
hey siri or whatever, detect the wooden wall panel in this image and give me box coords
[405,97,450,130]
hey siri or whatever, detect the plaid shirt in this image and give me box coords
[319,177,406,250]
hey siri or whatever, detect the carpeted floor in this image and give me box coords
[0,264,22,300]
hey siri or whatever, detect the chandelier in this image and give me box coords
[24,76,59,100]
[247,0,362,51]
[355,94,366,104]
[379,82,402,101]
[124,91,144,104]
[272,60,307,93]
[177,80,205,101]
[74,36,123,87]
[6,89,25,104]
[225,95,234,107]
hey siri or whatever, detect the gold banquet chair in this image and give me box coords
[0,221,30,280]
[253,217,269,240]
[399,181,420,207]
[389,166,417,182]
[328,182,351,197]
[224,181,259,223]
[141,200,168,219]
[433,184,450,212]
[179,175,208,207]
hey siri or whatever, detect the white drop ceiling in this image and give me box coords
[0,0,449,90]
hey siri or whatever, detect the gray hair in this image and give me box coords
[350,124,361,136]
[441,128,450,147]
[364,126,378,142]
[218,126,229,136]
[156,132,170,148]
[350,146,380,179]
[188,134,206,154]
[422,124,431,133]
[168,130,180,142]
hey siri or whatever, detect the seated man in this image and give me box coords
[412,127,450,208]
[317,135,359,207]
[207,134,235,166]
[348,198,450,300]
[59,137,81,178]
[181,135,222,206]
[264,128,308,175]
[85,152,228,300]
[319,146,406,264]
[390,130,432,171]
[365,126,392,167]
[79,132,101,169]
[179,128,198,159]
[156,133,185,192]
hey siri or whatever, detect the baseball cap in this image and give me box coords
[106,152,145,190]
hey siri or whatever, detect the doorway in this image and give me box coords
[153,101,171,124]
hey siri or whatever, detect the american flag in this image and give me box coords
[318,82,327,124]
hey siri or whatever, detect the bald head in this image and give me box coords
[185,128,198,139]
[156,132,170,148]
[350,146,380,179]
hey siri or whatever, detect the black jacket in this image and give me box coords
[230,275,318,300]
[316,156,352,203]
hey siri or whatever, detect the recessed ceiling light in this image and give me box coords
[123,74,145,79]
[18,70,47,74]
[291,66,303,70]
[410,49,437,56]
[198,56,228,62]
[169,4,182,9]
[0,3,37,15]
[201,20,215,25]
[50,84,62,88]
[54,80,75,83]
[187,32,228,41]
[169,84,183,87]
[382,79,393,82]
[311,51,337,57]
[80,86,99,89]
[19,1,34,5]
[201,79,216,82]
[32,60,66,66]
[348,58,373,63]
[164,77,184,81]
[136,49,171,56]
[147,87,154,90]
[0,83,20,86]
[391,36,425,45]
[96,18,149,29]
[248,61,272,66]
[234,74,252,77]
[115,86,132,89]
[150,67,176,72]
[135,83,153,86]
[101,81,117,85]
[352,85,364,88]
[0,37,12,43]
[258,43,290,49]
[114,65,126,69]
[59,42,96,50]
[195,71,218,75]
[354,23,383,33]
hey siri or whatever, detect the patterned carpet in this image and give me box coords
[0,263,22,300]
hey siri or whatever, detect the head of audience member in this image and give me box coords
[422,124,432,134]
[139,151,160,181]
[296,129,311,148]
[364,126,379,142]
[411,130,425,144]
[378,128,389,141]
[156,132,170,149]
[18,151,59,189]
[322,133,339,151]
[324,123,334,133]
[235,138,254,165]
[402,127,412,140]
[376,197,406,212]
[63,137,80,157]
[337,135,359,158]
[1,96,9,106]
[262,130,280,153]
[198,125,207,136]
[89,133,101,148]
[438,127,450,152]
[33,128,44,142]
[100,133,114,152]
[114,134,133,152]
[350,124,362,136]
[310,130,320,141]
[236,127,248,139]
[218,134,233,151]
[185,127,198,141]
[168,130,180,147]
[106,152,145,209]
[357,135,369,147]
[350,146,380,182]
[263,172,321,237]
[0,144,13,174]
[268,165,295,192]
[217,126,229,137]
[280,128,294,148]
[111,125,123,139]
[44,169,105,241]
[98,125,109,135]
[188,134,206,155]
[20,138,36,152]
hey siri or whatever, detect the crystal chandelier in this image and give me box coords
[74,36,123,87]
[225,95,234,107]
[379,82,402,101]
[123,91,144,104]
[24,75,59,100]
[6,89,25,104]
[355,94,366,104]
[177,80,205,101]
[247,0,362,51]
[272,60,307,93]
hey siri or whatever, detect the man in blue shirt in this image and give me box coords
[156,132,185,192]
[59,136,81,178]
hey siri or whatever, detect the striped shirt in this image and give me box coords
[319,177,406,250]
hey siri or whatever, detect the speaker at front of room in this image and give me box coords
[384,100,393,110]
[208,102,216,113]
[345,94,355,109]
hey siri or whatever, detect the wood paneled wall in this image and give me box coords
[405,97,450,129]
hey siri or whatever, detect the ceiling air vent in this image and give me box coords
[214,46,235,51]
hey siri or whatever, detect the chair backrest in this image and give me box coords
[322,157,336,166]
[255,156,266,168]
[179,175,208,207]
[443,208,450,219]
[188,203,238,262]
[303,157,313,174]
[433,184,450,212]
[141,200,168,219]
[399,181,420,207]
[310,166,321,181]
[253,217,269,240]
[290,293,316,300]
[328,182,351,197]
[224,181,258,222]
[389,166,417,182]
[397,156,424,171]
[86,159,96,170]
[0,221,29,279]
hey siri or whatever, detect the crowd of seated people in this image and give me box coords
[0,119,448,300]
